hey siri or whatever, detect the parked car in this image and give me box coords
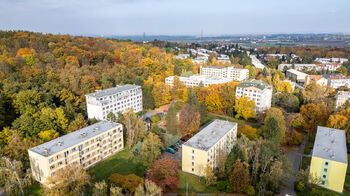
[166,147,176,154]
[280,149,285,155]
[175,142,183,148]
[170,145,178,152]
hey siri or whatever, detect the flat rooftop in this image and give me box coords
[183,119,237,151]
[237,79,269,90]
[29,121,121,157]
[85,84,140,98]
[312,126,348,164]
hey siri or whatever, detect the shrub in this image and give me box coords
[151,115,161,123]
[245,185,255,196]
[285,129,303,145]
[108,173,144,193]
[216,181,228,192]
[295,180,306,192]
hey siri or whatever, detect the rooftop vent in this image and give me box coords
[57,141,63,146]
[80,133,87,138]
[43,148,49,155]
[93,127,100,131]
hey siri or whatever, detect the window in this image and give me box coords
[192,150,194,154]
[49,158,54,163]
[72,155,77,159]
[56,154,62,159]
[192,168,194,172]
[321,181,325,185]
[58,161,63,166]
[323,175,326,178]
[325,162,328,166]
[72,147,76,152]
[192,162,194,166]
[85,142,89,146]
[192,156,194,160]
[50,165,55,170]
[324,168,328,172]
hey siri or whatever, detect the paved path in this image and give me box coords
[144,104,170,118]
[278,136,307,196]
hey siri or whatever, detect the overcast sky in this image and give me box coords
[0,0,349,36]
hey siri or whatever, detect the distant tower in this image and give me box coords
[143,32,146,42]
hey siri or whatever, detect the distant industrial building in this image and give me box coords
[309,126,348,193]
[235,79,272,112]
[28,121,124,183]
[182,119,237,176]
[86,84,143,120]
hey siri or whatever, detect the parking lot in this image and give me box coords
[162,145,182,161]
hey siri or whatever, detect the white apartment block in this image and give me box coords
[235,79,272,112]
[176,54,190,59]
[286,69,308,82]
[335,91,350,108]
[200,66,249,82]
[279,64,316,71]
[316,58,349,64]
[86,84,142,120]
[191,56,208,64]
[28,121,124,183]
[250,55,265,69]
[165,75,233,88]
[327,76,350,89]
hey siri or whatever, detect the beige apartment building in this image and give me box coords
[182,119,237,176]
[28,121,124,183]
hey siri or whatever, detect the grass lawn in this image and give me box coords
[177,170,217,194]
[88,149,145,182]
[26,182,44,196]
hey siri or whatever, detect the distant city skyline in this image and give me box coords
[0,0,349,36]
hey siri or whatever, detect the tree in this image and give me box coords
[123,108,146,148]
[38,129,59,142]
[0,157,32,196]
[238,125,259,140]
[140,132,163,167]
[46,165,91,195]
[152,82,171,107]
[300,103,330,134]
[205,92,224,112]
[107,112,118,122]
[225,144,245,176]
[215,148,228,179]
[67,113,88,133]
[109,173,144,193]
[178,104,200,137]
[170,76,188,102]
[228,159,250,193]
[263,108,286,144]
[204,166,217,186]
[280,81,293,93]
[4,130,32,167]
[110,185,123,196]
[93,181,108,196]
[235,96,256,120]
[274,93,300,113]
[166,105,178,135]
[147,158,179,191]
[144,180,162,196]
[134,184,145,196]
[326,114,348,129]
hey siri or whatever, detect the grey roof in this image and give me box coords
[29,121,121,157]
[183,119,237,151]
[85,84,140,98]
[237,79,270,90]
[203,66,225,69]
[312,126,348,164]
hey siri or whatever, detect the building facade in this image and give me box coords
[335,91,350,108]
[86,84,142,120]
[286,69,308,82]
[309,126,348,193]
[165,75,233,88]
[235,79,272,112]
[28,121,124,183]
[327,76,350,89]
[182,119,237,176]
[200,66,249,82]
[279,64,316,71]
[305,75,328,86]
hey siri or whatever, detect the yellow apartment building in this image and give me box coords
[182,119,237,176]
[28,121,124,184]
[309,126,348,193]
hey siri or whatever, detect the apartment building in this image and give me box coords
[165,75,232,88]
[191,56,208,64]
[309,126,348,193]
[217,54,231,64]
[316,58,349,64]
[200,66,249,81]
[326,76,350,89]
[278,64,316,71]
[249,55,265,69]
[182,119,237,176]
[235,79,272,112]
[86,84,142,120]
[305,75,328,86]
[335,91,350,108]
[286,69,308,82]
[28,121,124,183]
[176,54,190,59]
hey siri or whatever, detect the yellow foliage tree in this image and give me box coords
[38,130,59,142]
[238,125,259,140]
[152,82,171,107]
[170,76,188,102]
[205,92,224,112]
[326,114,348,130]
[280,81,293,93]
[235,96,256,120]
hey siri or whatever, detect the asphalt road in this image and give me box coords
[279,136,307,196]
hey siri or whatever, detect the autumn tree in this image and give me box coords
[135,180,162,196]
[228,159,250,193]
[263,108,286,144]
[46,165,91,195]
[238,125,259,140]
[123,108,146,148]
[110,185,123,196]
[205,91,224,112]
[67,113,88,133]
[108,173,144,193]
[140,132,163,167]
[204,166,217,186]
[279,81,293,93]
[147,158,179,191]
[0,157,32,196]
[326,114,348,129]
[235,96,256,120]
[93,181,108,196]
[166,105,178,135]
[152,82,171,107]
[178,104,200,137]
[300,103,330,134]
[170,76,188,102]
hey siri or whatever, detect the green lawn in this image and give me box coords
[88,149,145,182]
[26,182,44,196]
[177,171,217,194]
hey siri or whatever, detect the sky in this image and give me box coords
[0,0,349,36]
